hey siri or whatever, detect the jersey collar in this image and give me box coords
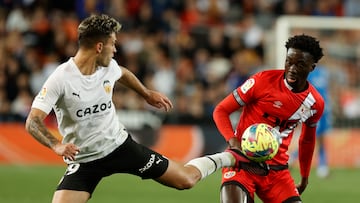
[283,78,293,91]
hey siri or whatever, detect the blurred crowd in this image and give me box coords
[0,0,359,124]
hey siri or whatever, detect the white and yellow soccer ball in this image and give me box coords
[240,123,281,162]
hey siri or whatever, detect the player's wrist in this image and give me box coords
[227,136,240,148]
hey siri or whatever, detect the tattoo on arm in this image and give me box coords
[27,117,59,149]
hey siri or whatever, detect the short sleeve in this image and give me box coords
[31,71,63,114]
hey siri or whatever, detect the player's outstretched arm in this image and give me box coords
[142,89,173,112]
[25,108,79,161]
[118,67,173,112]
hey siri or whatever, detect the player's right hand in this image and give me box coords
[144,90,173,112]
[227,137,241,149]
[296,177,309,194]
[52,143,80,161]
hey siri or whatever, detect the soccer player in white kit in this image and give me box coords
[25,14,237,203]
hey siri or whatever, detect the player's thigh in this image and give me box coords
[257,170,300,203]
[52,190,90,203]
[155,159,200,189]
[220,184,252,203]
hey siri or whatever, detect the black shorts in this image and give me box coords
[56,135,169,194]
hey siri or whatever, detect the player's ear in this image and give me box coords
[96,42,103,54]
[311,63,316,71]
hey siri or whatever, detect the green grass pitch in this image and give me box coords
[0,165,358,203]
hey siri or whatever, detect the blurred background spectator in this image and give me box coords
[0,0,359,128]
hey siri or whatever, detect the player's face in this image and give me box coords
[97,33,117,67]
[284,48,315,92]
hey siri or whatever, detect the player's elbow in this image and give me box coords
[25,116,32,133]
[25,109,47,133]
[212,105,224,124]
[25,114,39,135]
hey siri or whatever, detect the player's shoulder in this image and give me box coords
[109,58,119,66]
[43,59,73,82]
[308,83,325,109]
[108,59,123,76]
[253,69,284,81]
[309,83,324,100]
[52,58,76,75]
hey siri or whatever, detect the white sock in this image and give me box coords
[185,152,235,179]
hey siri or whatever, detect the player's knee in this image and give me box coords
[174,176,197,190]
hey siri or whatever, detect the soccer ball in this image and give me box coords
[240,123,280,162]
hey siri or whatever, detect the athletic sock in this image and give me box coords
[185,152,235,179]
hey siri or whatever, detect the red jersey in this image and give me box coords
[213,69,324,177]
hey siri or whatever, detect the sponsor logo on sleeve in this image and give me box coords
[37,87,47,100]
[240,78,255,94]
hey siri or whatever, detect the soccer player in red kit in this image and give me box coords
[213,34,325,203]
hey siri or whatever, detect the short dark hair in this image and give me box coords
[285,34,324,63]
[77,14,122,48]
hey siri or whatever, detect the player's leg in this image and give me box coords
[53,160,107,203]
[219,168,256,203]
[185,151,236,179]
[220,184,252,203]
[257,170,301,203]
[155,159,201,189]
[316,115,330,178]
[316,133,329,178]
[52,190,90,203]
[118,134,235,189]
[155,152,236,189]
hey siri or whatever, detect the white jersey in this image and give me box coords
[32,58,128,164]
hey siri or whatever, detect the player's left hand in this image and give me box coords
[296,177,309,195]
[145,90,173,112]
